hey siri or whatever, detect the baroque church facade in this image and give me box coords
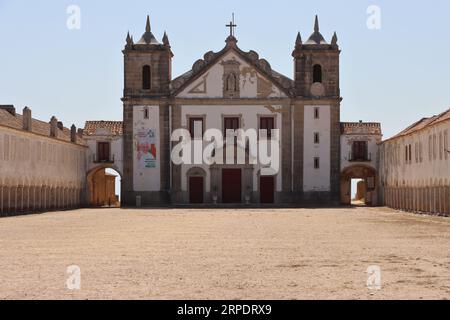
[121,15,342,206]
[2,15,447,216]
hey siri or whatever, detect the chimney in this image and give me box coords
[0,105,16,116]
[22,107,32,131]
[70,124,77,143]
[77,128,84,137]
[50,116,58,138]
[57,121,64,131]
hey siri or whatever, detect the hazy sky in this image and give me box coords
[1,0,449,138]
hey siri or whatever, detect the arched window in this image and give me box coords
[313,64,322,83]
[142,65,151,90]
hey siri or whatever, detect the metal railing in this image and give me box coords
[93,154,115,164]
[348,152,372,162]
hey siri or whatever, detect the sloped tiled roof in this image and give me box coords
[384,108,450,142]
[84,121,123,136]
[0,107,84,145]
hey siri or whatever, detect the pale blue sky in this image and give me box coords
[1,0,450,138]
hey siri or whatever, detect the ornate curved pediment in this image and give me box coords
[171,39,294,98]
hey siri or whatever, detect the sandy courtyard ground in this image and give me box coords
[0,207,449,300]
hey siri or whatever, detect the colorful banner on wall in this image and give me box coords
[136,129,157,168]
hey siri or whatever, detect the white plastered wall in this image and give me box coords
[380,120,450,187]
[180,105,283,192]
[303,105,331,191]
[0,126,86,189]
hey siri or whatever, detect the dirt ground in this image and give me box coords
[0,207,449,300]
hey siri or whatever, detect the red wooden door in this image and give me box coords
[189,177,204,204]
[222,169,241,203]
[260,176,275,204]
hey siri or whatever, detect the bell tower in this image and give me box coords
[292,16,342,205]
[123,15,173,97]
[121,16,173,207]
[292,15,340,99]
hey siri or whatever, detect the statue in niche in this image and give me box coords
[221,58,241,98]
[226,73,237,92]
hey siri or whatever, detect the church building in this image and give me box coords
[2,15,448,216]
[121,15,342,206]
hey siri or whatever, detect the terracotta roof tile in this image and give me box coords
[385,108,450,142]
[84,121,123,136]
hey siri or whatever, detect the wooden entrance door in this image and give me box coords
[189,177,204,204]
[222,169,241,203]
[260,176,275,204]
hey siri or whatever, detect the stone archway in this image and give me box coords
[87,165,122,207]
[340,165,377,206]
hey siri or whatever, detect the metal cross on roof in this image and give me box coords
[226,13,237,37]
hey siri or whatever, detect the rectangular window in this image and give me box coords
[189,117,204,139]
[144,107,149,119]
[439,132,443,160]
[314,132,320,144]
[433,134,437,160]
[445,130,448,160]
[224,117,240,136]
[419,141,423,162]
[405,145,408,163]
[409,144,412,163]
[314,107,320,119]
[314,157,320,169]
[259,117,275,139]
[3,135,9,161]
[352,141,368,161]
[415,142,418,163]
[97,142,110,162]
[428,135,432,161]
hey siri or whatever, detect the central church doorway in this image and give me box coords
[222,169,242,203]
[260,176,275,204]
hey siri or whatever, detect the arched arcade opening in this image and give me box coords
[340,165,377,206]
[87,166,122,208]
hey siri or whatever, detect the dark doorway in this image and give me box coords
[222,169,242,203]
[260,176,275,204]
[189,176,204,204]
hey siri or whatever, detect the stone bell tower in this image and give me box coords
[122,16,173,206]
[292,15,340,99]
[291,15,342,204]
[123,15,173,97]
